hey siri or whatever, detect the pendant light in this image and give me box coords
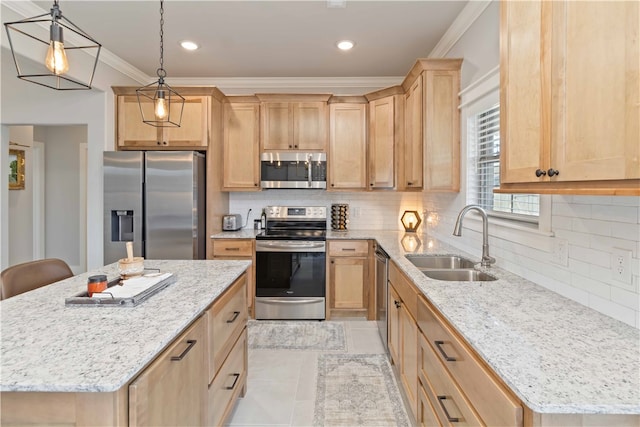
[4,0,101,90]
[136,0,184,128]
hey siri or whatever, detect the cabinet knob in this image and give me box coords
[331,183,334,187]
[157,141,161,145]
[547,168,560,177]
[394,300,401,308]
[294,145,298,148]
[535,169,546,177]
[289,145,293,148]
[370,183,374,186]
[407,182,413,186]
[331,260,334,264]
[254,183,258,187]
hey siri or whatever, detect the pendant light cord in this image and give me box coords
[157,0,166,81]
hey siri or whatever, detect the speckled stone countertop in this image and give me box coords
[0,259,250,393]
[214,229,640,415]
[211,229,261,239]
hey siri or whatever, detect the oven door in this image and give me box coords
[255,240,326,319]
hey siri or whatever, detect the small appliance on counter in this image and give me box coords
[331,203,349,231]
[222,214,242,231]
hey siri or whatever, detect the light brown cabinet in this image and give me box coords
[499,0,640,195]
[327,240,373,319]
[328,100,368,190]
[115,92,210,150]
[388,261,418,419]
[367,90,404,190]
[402,74,424,190]
[222,99,261,191]
[259,95,329,151]
[212,239,255,317]
[206,272,248,427]
[129,315,206,427]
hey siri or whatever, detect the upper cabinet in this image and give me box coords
[113,87,214,150]
[400,59,462,192]
[328,99,368,190]
[500,0,639,195]
[258,94,330,151]
[366,87,405,190]
[222,97,261,191]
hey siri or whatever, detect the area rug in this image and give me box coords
[313,354,411,427]
[248,320,347,351]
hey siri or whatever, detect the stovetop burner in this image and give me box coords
[256,229,326,241]
[256,205,327,241]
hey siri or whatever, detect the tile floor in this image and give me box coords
[226,320,387,427]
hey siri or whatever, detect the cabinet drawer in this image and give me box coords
[418,297,522,427]
[328,240,369,257]
[208,329,247,427]
[207,273,248,383]
[417,382,442,427]
[212,239,253,257]
[389,261,417,319]
[419,332,482,426]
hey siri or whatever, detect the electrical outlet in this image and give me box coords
[551,238,569,266]
[611,248,632,284]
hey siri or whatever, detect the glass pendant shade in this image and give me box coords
[4,1,101,90]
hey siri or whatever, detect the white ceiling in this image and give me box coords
[30,0,468,79]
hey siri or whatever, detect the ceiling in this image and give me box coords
[31,0,468,79]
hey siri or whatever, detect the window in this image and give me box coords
[468,103,539,220]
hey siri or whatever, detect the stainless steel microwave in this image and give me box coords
[260,152,327,189]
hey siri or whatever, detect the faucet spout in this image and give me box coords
[452,204,496,267]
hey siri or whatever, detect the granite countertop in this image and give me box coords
[0,259,250,393]
[212,229,640,415]
[211,229,261,239]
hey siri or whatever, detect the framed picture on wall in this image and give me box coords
[9,148,25,190]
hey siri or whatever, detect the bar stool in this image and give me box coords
[0,258,73,300]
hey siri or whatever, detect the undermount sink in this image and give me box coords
[423,269,498,282]
[405,254,476,269]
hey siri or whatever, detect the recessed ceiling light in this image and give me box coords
[336,40,354,51]
[180,40,199,51]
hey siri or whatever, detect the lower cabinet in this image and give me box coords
[416,295,523,426]
[388,261,418,419]
[129,315,207,427]
[212,239,256,317]
[327,240,373,319]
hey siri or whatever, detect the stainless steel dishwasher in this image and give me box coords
[375,245,390,352]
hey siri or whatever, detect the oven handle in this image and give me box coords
[258,298,324,305]
[256,241,326,252]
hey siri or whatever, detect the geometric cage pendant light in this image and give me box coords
[136,0,184,127]
[3,0,102,90]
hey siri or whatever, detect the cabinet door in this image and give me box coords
[400,304,418,419]
[551,1,639,181]
[117,95,161,148]
[328,103,367,190]
[129,317,206,427]
[388,286,401,366]
[223,103,261,190]
[262,103,292,150]
[294,102,328,150]
[425,70,460,192]
[500,0,550,183]
[404,76,424,189]
[369,96,396,189]
[163,96,210,148]
[330,257,368,310]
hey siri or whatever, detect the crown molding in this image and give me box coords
[428,0,493,58]
[167,76,404,92]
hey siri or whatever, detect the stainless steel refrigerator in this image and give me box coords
[103,151,206,264]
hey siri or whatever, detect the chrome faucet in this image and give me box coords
[453,204,496,267]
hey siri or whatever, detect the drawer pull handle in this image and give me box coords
[226,373,241,390]
[171,340,197,361]
[341,248,356,251]
[435,340,457,362]
[394,300,401,309]
[225,247,240,251]
[227,311,241,323]
[437,395,460,422]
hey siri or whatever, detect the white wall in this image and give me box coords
[8,126,34,266]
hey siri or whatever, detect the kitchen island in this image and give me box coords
[0,259,251,426]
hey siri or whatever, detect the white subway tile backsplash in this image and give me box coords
[571,218,612,237]
[570,274,611,300]
[610,286,640,311]
[552,200,592,219]
[569,245,611,268]
[588,294,637,327]
[591,204,638,224]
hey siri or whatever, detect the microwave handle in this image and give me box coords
[307,154,312,188]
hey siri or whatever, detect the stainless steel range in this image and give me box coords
[254,206,327,320]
